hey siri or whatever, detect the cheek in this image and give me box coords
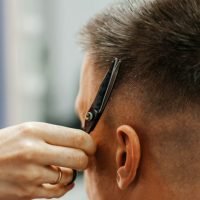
[94,139,116,173]
[91,122,117,174]
[85,125,118,199]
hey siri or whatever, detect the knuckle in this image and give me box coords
[17,165,36,183]
[54,189,67,198]
[27,187,36,198]
[18,122,35,136]
[17,192,28,199]
[32,172,41,183]
[46,189,66,199]
[76,131,86,145]
[18,139,38,161]
[28,168,40,183]
[77,131,96,155]
[45,193,53,199]
[86,136,96,154]
[24,187,35,199]
[17,172,29,183]
[77,151,88,169]
[17,186,34,199]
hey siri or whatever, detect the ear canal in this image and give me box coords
[121,152,127,166]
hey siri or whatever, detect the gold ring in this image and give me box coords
[53,166,62,185]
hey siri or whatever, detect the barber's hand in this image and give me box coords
[0,122,96,200]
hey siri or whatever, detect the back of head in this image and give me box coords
[80,0,200,198]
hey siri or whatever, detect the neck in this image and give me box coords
[128,161,200,200]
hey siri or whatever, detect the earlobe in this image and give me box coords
[116,125,141,190]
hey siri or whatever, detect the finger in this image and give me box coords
[33,183,74,199]
[28,165,74,186]
[36,143,89,170]
[20,122,96,155]
[50,166,74,185]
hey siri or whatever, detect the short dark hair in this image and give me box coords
[79,0,200,117]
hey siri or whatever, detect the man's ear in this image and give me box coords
[116,125,141,190]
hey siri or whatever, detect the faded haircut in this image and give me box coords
[79,0,200,118]
[79,0,200,187]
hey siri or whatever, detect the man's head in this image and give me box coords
[76,0,200,199]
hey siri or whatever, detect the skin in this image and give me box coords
[76,55,200,200]
[76,55,142,200]
[0,122,96,199]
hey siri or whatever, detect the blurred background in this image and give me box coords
[0,0,113,199]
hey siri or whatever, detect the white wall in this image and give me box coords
[0,0,6,127]
[4,0,113,126]
[45,0,113,124]
[4,0,47,125]
[4,0,113,199]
